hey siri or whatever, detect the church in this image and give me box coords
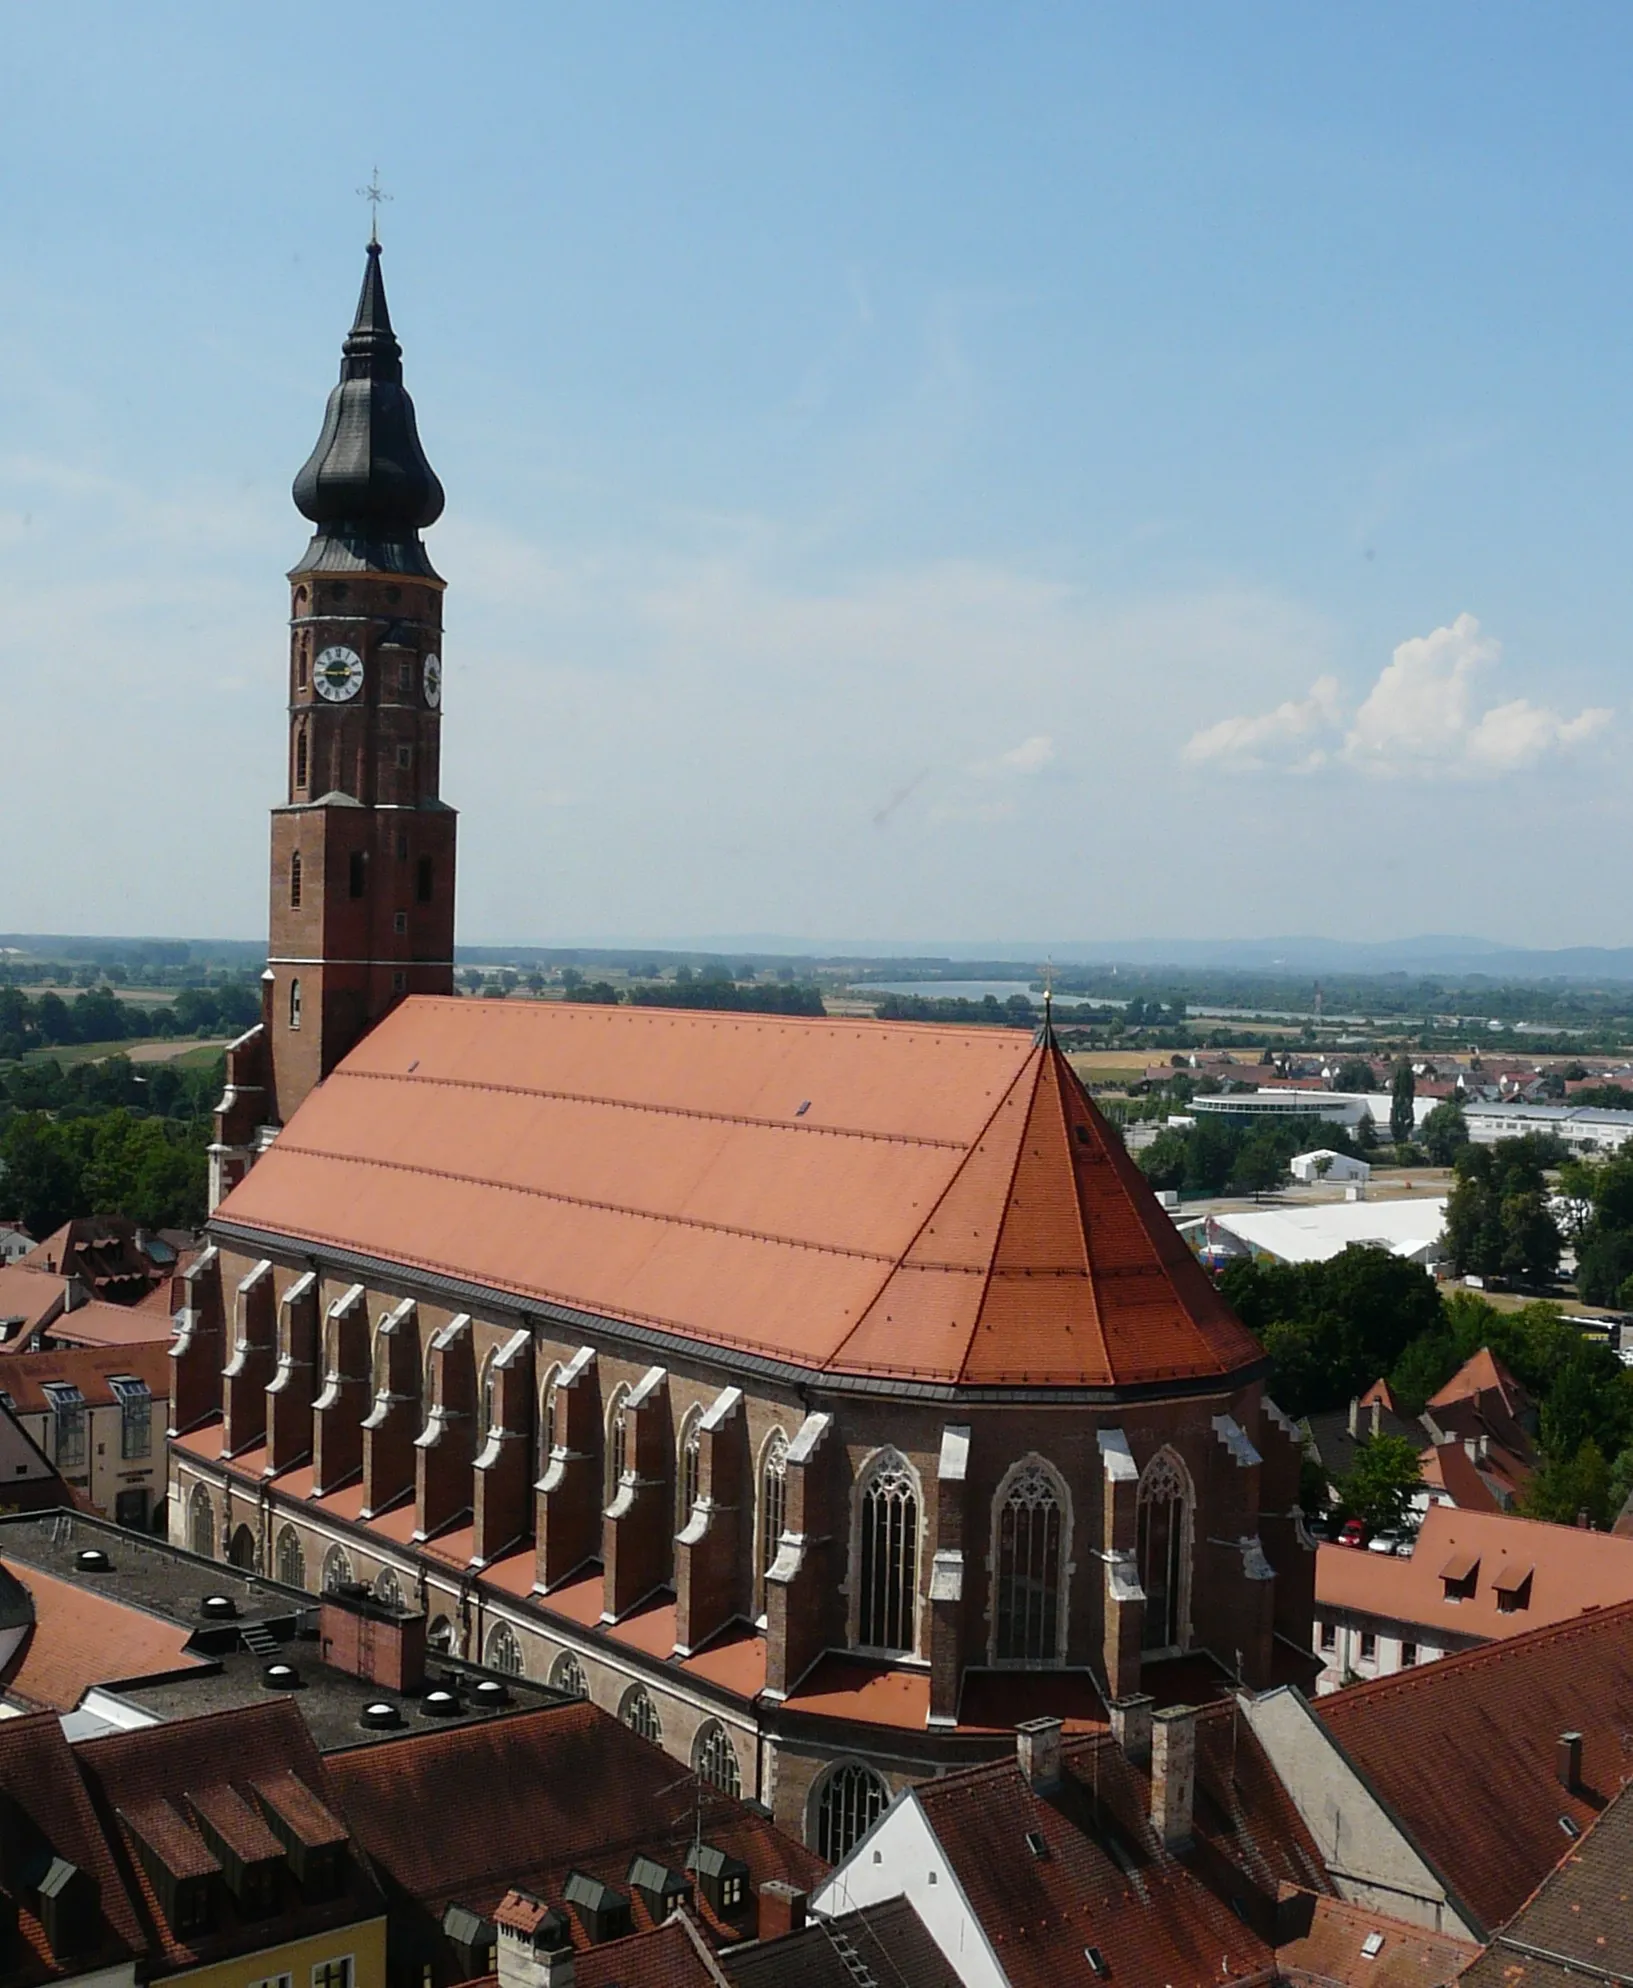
[171,241,1316,1855]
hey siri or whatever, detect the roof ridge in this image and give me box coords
[334,1067,974,1153]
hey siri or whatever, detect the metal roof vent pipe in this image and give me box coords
[1151,1706,1198,1851]
[1016,1716,1063,1792]
[1557,1732,1583,1794]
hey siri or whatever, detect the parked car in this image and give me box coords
[1338,1519,1366,1549]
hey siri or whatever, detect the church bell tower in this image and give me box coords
[211,238,456,1201]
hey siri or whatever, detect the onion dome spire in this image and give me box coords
[291,242,444,578]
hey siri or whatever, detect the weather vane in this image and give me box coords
[357,167,392,246]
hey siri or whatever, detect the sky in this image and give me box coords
[3,5,1633,951]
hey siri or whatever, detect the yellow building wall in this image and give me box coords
[154,1913,387,1988]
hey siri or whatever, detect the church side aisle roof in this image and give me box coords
[214,999,1263,1392]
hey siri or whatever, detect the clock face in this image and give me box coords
[423,652,443,709]
[314,645,364,702]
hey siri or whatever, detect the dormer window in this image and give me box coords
[1493,1564,1534,1614]
[1440,1548,1479,1602]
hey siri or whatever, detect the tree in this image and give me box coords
[1339,1434,1423,1535]
[1576,1229,1633,1306]
[1138,1131,1188,1192]
[1522,1438,1613,1529]
[1331,1058,1378,1093]
[1390,1059,1416,1146]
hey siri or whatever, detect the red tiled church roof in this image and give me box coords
[216,1000,1262,1390]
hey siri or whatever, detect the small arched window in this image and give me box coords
[815,1762,890,1863]
[856,1450,919,1655]
[550,1650,588,1701]
[758,1429,790,1586]
[1138,1449,1194,1656]
[484,1620,523,1676]
[321,1544,352,1592]
[288,978,302,1030]
[189,1484,215,1560]
[289,850,303,908]
[694,1721,742,1796]
[227,1524,256,1570]
[476,1351,497,1450]
[294,722,309,786]
[374,1566,402,1607]
[428,1614,455,1653]
[994,1457,1067,1664]
[677,1408,703,1530]
[619,1684,662,1744]
[538,1365,561,1476]
[275,1524,306,1590]
[605,1386,630,1505]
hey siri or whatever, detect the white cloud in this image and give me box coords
[971,733,1056,777]
[1182,677,1340,772]
[1182,614,1611,781]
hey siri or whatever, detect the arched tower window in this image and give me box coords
[275,1524,306,1590]
[855,1450,919,1655]
[1138,1449,1194,1656]
[550,1650,588,1701]
[321,1544,352,1592]
[188,1484,215,1560]
[484,1620,523,1676]
[288,978,302,1030]
[604,1386,630,1506]
[677,1407,703,1531]
[993,1456,1069,1665]
[758,1429,789,1592]
[693,1721,741,1796]
[538,1365,561,1477]
[289,851,303,907]
[813,1762,890,1863]
[294,725,308,788]
[619,1684,662,1744]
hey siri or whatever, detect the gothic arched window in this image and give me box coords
[189,1484,215,1560]
[484,1620,523,1676]
[227,1524,256,1570]
[374,1566,402,1607]
[677,1408,703,1531]
[855,1450,919,1655]
[694,1721,741,1796]
[758,1429,790,1591]
[993,1456,1068,1664]
[321,1544,352,1592]
[550,1650,588,1701]
[619,1684,662,1744]
[275,1524,306,1590]
[288,978,302,1030]
[289,850,303,908]
[428,1614,455,1653]
[814,1762,890,1863]
[605,1387,630,1506]
[1138,1449,1194,1655]
[538,1365,561,1476]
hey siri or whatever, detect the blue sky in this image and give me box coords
[3,5,1631,949]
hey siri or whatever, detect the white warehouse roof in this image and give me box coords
[1194,1195,1447,1268]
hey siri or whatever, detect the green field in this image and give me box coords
[10,1036,231,1069]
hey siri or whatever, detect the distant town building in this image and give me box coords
[1463,1100,1633,1154]
[0,1344,170,1529]
[1181,1197,1447,1270]
[1289,1149,1371,1186]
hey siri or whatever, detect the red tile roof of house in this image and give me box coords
[73,1700,379,1972]
[1428,1349,1523,1421]
[1419,1442,1502,1514]
[727,1898,961,1988]
[0,1342,171,1416]
[0,1265,66,1342]
[0,1563,209,1710]
[908,1708,1330,1988]
[1275,1892,1475,1988]
[44,1302,176,1350]
[215,1000,1263,1390]
[1314,1504,1633,1643]
[324,1702,822,1945]
[1314,1596,1633,1933]
[1459,1776,1633,1988]
[0,1711,144,1983]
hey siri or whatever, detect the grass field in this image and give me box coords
[13,1036,231,1069]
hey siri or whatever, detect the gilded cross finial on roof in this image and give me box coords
[357,167,392,246]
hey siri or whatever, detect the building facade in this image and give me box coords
[176,240,1316,1855]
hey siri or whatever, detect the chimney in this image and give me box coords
[1479,1434,1490,1463]
[1577,1509,1591,1530]
[1347,1398,1359,1439]
[1557,1732,1583,1793]
[757,1881,807,1940]
[1151,1706,1197,1850]
[1370,1399,1382,1438]
[1110,1693,1154,1765]
[318,1584,426,1694]
[1464,1438,1478,1464]
[1016,1717,1063,1791]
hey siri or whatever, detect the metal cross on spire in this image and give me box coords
[357,167,392,246]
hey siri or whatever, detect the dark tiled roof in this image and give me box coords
[728,1899,959,1988]
[1315,1598,1633,1935]
[1460,1779,1633,1988]
[325,1702,822,1960]
[1275,1891,1476,1988]
[576,1916,719,1988]
[73,1699,382,1971]
[913,1709,1330,1988]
